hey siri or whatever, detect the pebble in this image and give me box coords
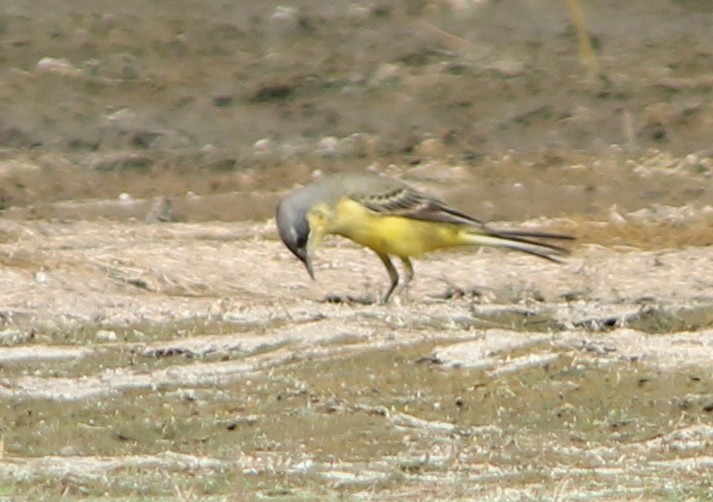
[336,135,362,158]
[105,108,137,126]
[253,138,275,154]
[36,57,77,75]
[96,329,118,342]
[269,6,298,37]
[315,136,340,158]
[413,137,445,158]
[370,63,402,88]
[253,138,278,162]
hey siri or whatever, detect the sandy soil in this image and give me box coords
[1,0,713,500]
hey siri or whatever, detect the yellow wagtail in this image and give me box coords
[276,172,573,302]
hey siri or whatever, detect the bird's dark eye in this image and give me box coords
[296,228,309,249]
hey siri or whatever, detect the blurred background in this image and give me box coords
[0,0,711,225]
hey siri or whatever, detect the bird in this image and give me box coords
[276,172,573,303]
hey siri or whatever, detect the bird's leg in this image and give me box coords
[377,253,399,304]
[399,257,414,299]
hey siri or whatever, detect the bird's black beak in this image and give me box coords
[296,246,315,280]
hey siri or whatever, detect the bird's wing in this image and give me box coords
[349,185,484,226]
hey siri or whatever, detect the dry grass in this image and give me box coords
[554,205,713,249]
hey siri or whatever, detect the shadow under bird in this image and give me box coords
[276,172,574,303]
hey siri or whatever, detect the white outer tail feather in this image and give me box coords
[462,232,567,262]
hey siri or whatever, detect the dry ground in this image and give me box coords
[0,204,712,500]
[1,0,713,500]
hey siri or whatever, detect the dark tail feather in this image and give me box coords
[464,227,574,263]
[491,229,576,242]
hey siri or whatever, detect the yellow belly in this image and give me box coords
[329,198,463,257]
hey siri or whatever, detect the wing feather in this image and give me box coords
[349,186,483,226]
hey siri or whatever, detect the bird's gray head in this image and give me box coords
[276,185,317,279]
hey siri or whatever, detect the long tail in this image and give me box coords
[463,228,574,263]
